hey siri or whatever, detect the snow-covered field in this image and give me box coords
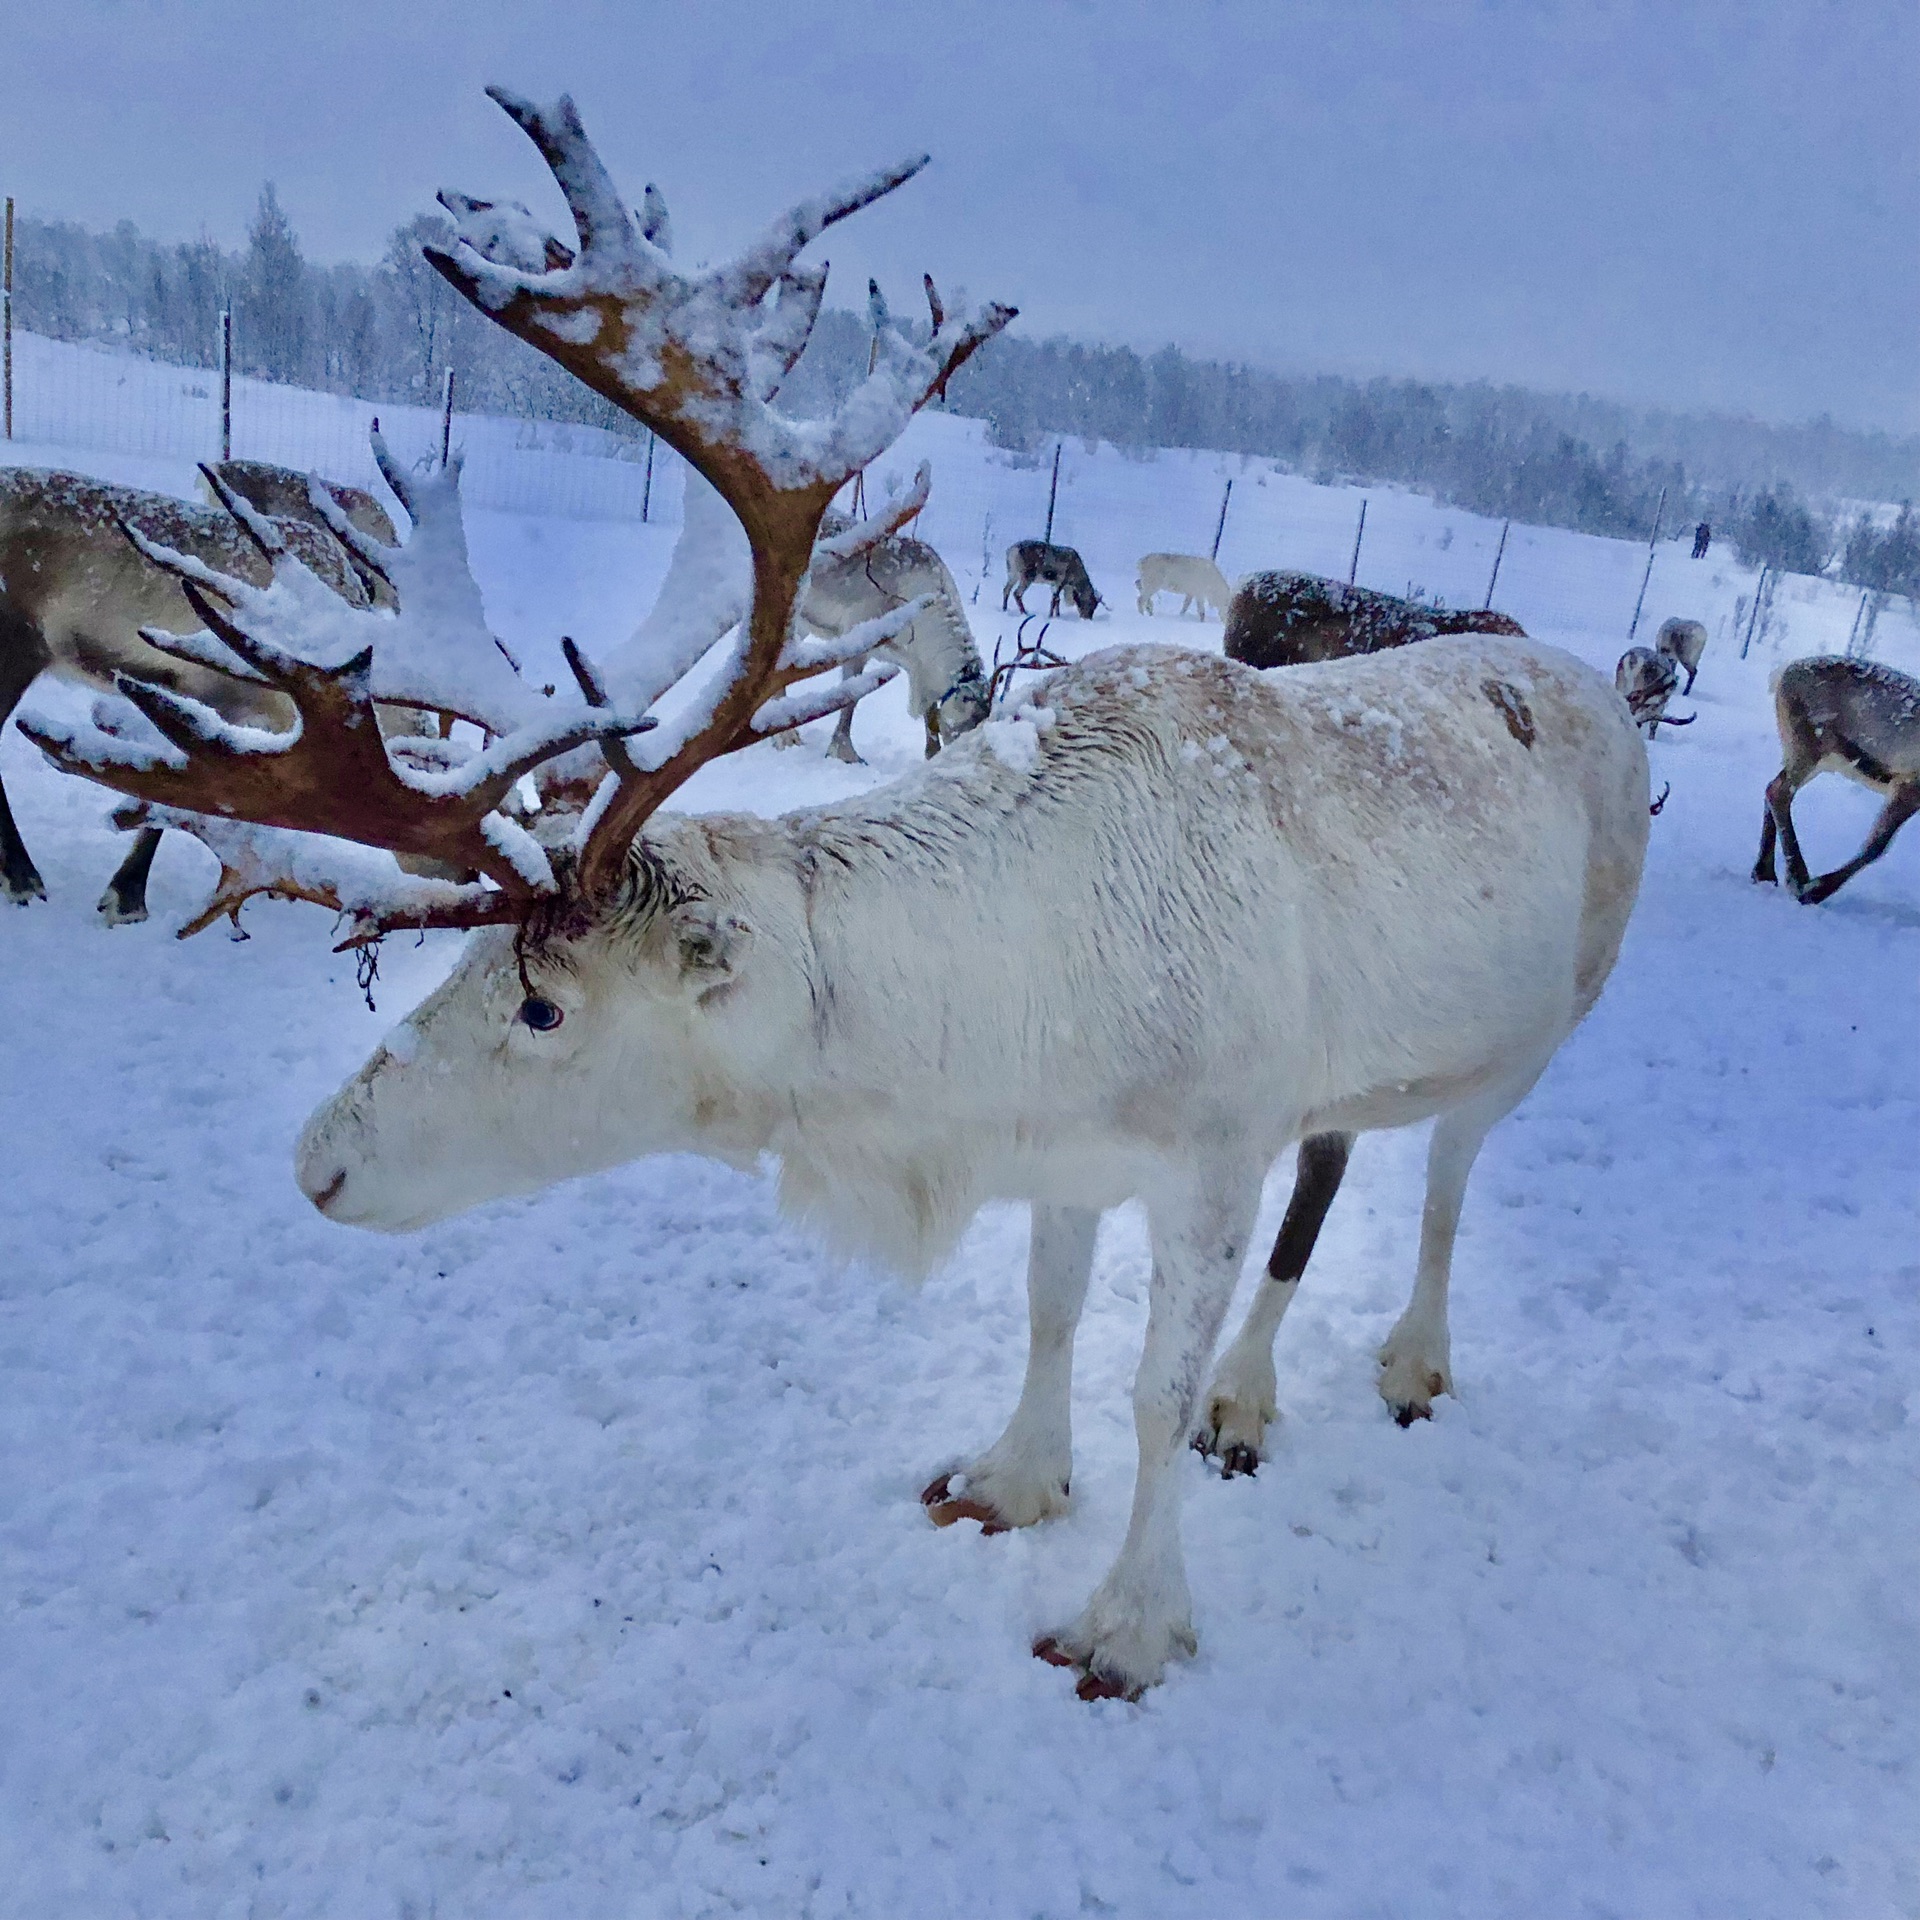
[3,410,1917,1918]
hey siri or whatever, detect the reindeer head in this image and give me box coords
[22,89,1013,1228]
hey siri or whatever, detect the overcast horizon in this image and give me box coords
[5,0,1913,435]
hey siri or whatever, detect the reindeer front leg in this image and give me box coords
[924,1204,1098,1532]
[1036,1168,1257,1699]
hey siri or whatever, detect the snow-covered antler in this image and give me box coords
[426,88,1014,892]
[18,485,652,943]
[296,430,542,734]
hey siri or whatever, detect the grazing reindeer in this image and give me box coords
[802,508,989,763]
[1614,646,1693,738]
[1225,570,1525,669]
[0,466,378,918]
[26,92,1649,1702]
[1004,540,1099,619]
[1753,656,1920,904]
[1655,617,1707,695]
[1,435,533,922]
[1136,552,1232,620]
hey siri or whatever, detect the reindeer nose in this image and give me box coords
[301,1164,349,1215]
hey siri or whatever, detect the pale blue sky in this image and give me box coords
[5,0,1913,429]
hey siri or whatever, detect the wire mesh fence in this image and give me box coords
[1,328,686,524]
[3,326,1907,671]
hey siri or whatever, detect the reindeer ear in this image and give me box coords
[668,903,751,983]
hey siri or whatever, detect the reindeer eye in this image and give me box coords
[517,996,565,1032]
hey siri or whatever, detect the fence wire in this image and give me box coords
[1,329,685,524]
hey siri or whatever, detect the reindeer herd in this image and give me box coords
[4,90,1915,1704]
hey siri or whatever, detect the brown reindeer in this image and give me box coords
[1225,570,1525,670]
[0,468,378,919]
[1754,656,1920,904]
[1003,540,1099,619]
[3,436,521,922]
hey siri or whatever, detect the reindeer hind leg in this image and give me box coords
[1378,1062,1546,1424]
[1196,1131,1354,1476]
[1800,778,1920,905]
[1753,801,1779,884]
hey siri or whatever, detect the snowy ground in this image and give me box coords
[3,421,1917,1918]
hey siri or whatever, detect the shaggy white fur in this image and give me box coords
[295,634,1648,1697]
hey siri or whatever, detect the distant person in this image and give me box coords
[1692,521,1711,559]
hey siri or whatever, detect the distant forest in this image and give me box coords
[11,191,1918,597]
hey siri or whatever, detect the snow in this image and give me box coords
[3,410,1919,1917]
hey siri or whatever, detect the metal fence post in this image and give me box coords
[1482,519,1510,608]
[1347,499,1367,585]
[1211,478,1232,562]
[4,197,14,441]
[219,308,233,462]
[1626,485,1667,642]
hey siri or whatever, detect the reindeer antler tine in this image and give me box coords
[561,635,642,778]
[923,274,945,333]
[560,635,609,708]
[720,155,930,308]
[368,421,416,522]
[304,473,395,590]
[110,674,242,760]
[132,620,268,685]
[199,464,286,560]
[640,184,672,254]
[177,581,288,683]
[112,512,231,604]
[484,86,640,259]
[815,462,932,562]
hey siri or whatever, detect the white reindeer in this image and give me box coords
[802,511,989,761]
[1136,552,1233,620]
[25,94,1650,1701]
[1655,617,1707,695]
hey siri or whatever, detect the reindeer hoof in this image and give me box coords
[1031,1636,1143,1702]
[1391,1398,1435,1429]
[95,893,148,927]
[1220,1443,1260,1479]
[920,1472,1012,1535]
